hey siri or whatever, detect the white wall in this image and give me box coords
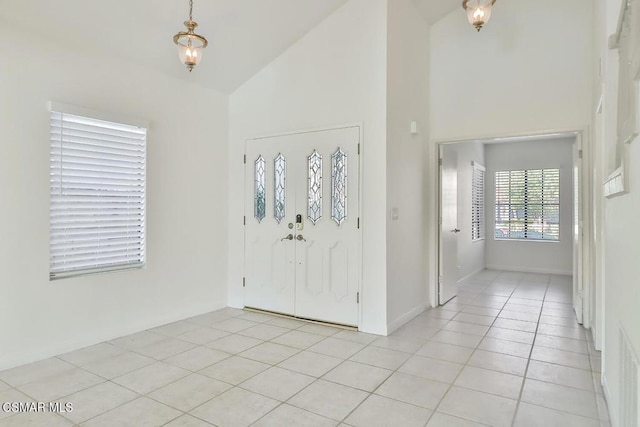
[429,0,593,142]
[484,139,574,275]
[598,0,640,423]
[0,27,229,370]
[452,141,486,281]
[385,0,430,332]
[228,0,389,334]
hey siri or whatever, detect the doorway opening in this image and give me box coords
[435,131,586,324]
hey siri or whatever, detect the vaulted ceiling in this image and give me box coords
[0,0,460,94]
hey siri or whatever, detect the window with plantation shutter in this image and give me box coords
[472,162,485,241]
[494,168,560,241]
[49,107,147,279]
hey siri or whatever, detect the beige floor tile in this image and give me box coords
[80,397,180,427]
[0,389,34,420]
[350,346,410,370]
[531,346,591,370]
[271,330,326,349]
[278,351,343,377]
[164,347,231,371]
[110,331,166,350]
[134,337,196,360]
[186,312,232,327]
[537,324,585,340]
[370,335,426,353]
[455,365,523,399]
[163,414,215,426]
[211,317,259,333]
[307,338,365,359]
[375,372,449,409]
[467,349,528,376]
[503,303,542,314]
[296,324,341,336]
[59,381,138,424]
[149,320,201,337]
[205,334,263,354]
[478,337,532,358]
[240,366,314,402]
[266,317,307,329]
[149,373,231,411]
[288,379,368,421]
[0,358,75,387]
[239,342,300,365]
[431,330,483,349]
[442,321,490,337]
[426,412,488,426]
[499,310,540,323]
[416,342,474,364]
[452,313,496,326]
[399,355,463,384]
[18,368,104,401]
[492,318,538,333]
[486,327,535,345]
[237,324,290,340]
[513,402,600,427]
[112,361,189,394]
[526,360,594,391]
[58,343,125,367]
[199,356,269,385]
[345,394,432,427]
[521,379,598,419]
[438,386,517,427]
[235,311,278,323]
[0,412,73,427]
[81,350,155,379]
[176,327,229,345]
[190,387,279,426]
[332,330,379,345]
[323,361,392,392]
[462,306,502,317]
[252,404,338,427]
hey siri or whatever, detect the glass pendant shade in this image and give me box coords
[463,0,496,31]
[173,0,208,72]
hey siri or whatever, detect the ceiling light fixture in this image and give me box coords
[462,0,496,32]
[173,0,208,72]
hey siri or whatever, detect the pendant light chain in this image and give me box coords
[189,0,193,22]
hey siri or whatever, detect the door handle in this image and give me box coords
[281,234,294,241]
[296,234,307,242]
[451,229,461,233]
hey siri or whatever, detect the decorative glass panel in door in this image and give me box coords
[331,147,348,225]
[274,153,286,223]
[307,150,323,225]
[254,155,266,223]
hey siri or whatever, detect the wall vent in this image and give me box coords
[619,326,639,427]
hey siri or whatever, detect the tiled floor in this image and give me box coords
[0,270,610,426]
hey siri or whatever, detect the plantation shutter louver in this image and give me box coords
[494,168,560,241]
[50,109,147,279]
[472,162,485,241]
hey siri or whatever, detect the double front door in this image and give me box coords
[244,127,360,326]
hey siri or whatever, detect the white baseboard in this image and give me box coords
[0,301,227,372]
[386,304,426,335]
[486,264,572,276]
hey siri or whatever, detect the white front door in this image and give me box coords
[244,127,360,326]
[440,145,459,305]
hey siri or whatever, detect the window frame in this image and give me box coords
[49,102,148,280]
[471,162,486,241]
[494,168,560,242]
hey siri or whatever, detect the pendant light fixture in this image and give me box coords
[462,0,496,32]
[173,0,208,72]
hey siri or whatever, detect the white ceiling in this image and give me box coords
[0,0,460,94]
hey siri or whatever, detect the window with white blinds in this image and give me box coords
[494,168,560,241]
[472,162,485,241]
[50,109,147,279]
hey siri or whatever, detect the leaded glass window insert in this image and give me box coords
[307,149,323,225]
[274,153,286,223]
[331,147,348,225]
[254,155,266,222]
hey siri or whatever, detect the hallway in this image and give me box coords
[0,271,609,426]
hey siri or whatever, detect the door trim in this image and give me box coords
[243,123,363,328]
[430,129,590,319]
